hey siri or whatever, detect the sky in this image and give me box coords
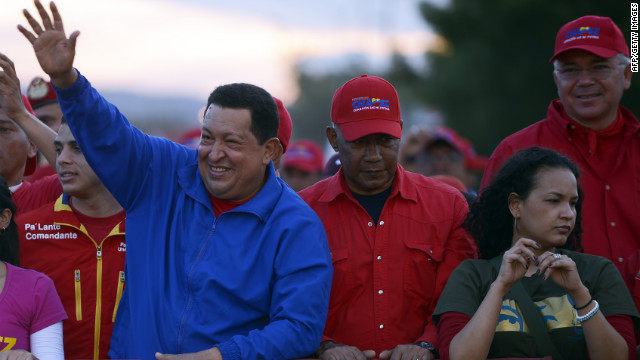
[1,0,445,104]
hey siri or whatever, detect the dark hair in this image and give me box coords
[0,177,19,266]
[464,147,583,259]
[206,83,279,145]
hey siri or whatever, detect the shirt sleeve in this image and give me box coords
[53,72,192,210]
[30,274,68,334]
[30,321,64,360]
[436,312,472,360]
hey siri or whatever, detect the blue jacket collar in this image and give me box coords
[178,157,282,223]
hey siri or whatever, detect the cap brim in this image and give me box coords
[337,119,402,142]
[550,45,619,62]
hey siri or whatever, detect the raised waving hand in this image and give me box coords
[18,0,79,88]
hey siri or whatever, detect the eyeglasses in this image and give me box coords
[554,64,626,81]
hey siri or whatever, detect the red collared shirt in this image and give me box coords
[300,165,477,353]
[481,100,640,273]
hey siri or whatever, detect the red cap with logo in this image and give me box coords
[273,97,293,153]
[550,15,629,62]
[283,139,325,173]
[331,75,401,141]
[26,76,58,109]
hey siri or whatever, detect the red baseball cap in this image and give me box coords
[550,15,629,62]
[273,97,292,153]
[331,75,401,141]
[427,127,488,172]
[283,139,325,173]
[26,76,58,109]
[178,127,202,149]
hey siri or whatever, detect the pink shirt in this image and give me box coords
[0,262,67,351]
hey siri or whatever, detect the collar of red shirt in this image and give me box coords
[316,164,419,204]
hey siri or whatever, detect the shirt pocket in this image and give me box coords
[74,269,82,321]
[112,271,125,322]
[403,241,443,302]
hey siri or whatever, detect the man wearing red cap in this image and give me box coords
[407,126,488,194]
[280,139,324,191]
[272,96,293,177]
[300,75,477,359]
[481,16,638,275]
[24,76,62,181]
[0,59,62,215]
[27,76,64,132]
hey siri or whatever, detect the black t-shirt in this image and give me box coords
[351,186,392,225]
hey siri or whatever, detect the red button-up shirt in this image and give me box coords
[300,165,477,353]
[481,100,640,274]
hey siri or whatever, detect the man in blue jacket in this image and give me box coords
[17,2,333,359]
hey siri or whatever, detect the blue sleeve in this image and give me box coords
[217,211,333,360]
[53,71,194,210]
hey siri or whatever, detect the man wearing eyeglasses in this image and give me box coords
[481,16,638,276]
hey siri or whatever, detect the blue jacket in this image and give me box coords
[55,73,333,360]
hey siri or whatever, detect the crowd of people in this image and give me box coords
[0,1,638,359]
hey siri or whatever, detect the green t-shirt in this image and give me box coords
[433,249,639,359]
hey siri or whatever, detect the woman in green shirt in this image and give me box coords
[433,147,638,360]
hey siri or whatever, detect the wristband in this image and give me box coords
[575,299,599,322]
[573,296,593,310]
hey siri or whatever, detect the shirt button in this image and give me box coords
[367,222,373,227]
[379,324,384,329]
[378,289,383,295]
[611,222,616,227]
[379,220,384,226]
[618,257,624,262]
[605,185,610,190]
[377,256,382,261]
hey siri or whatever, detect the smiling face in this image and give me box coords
[54,124,103,198]
[328,125,400,195]
[197,105,277,202]
[553,50,632,130]
[510,167,579,252]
